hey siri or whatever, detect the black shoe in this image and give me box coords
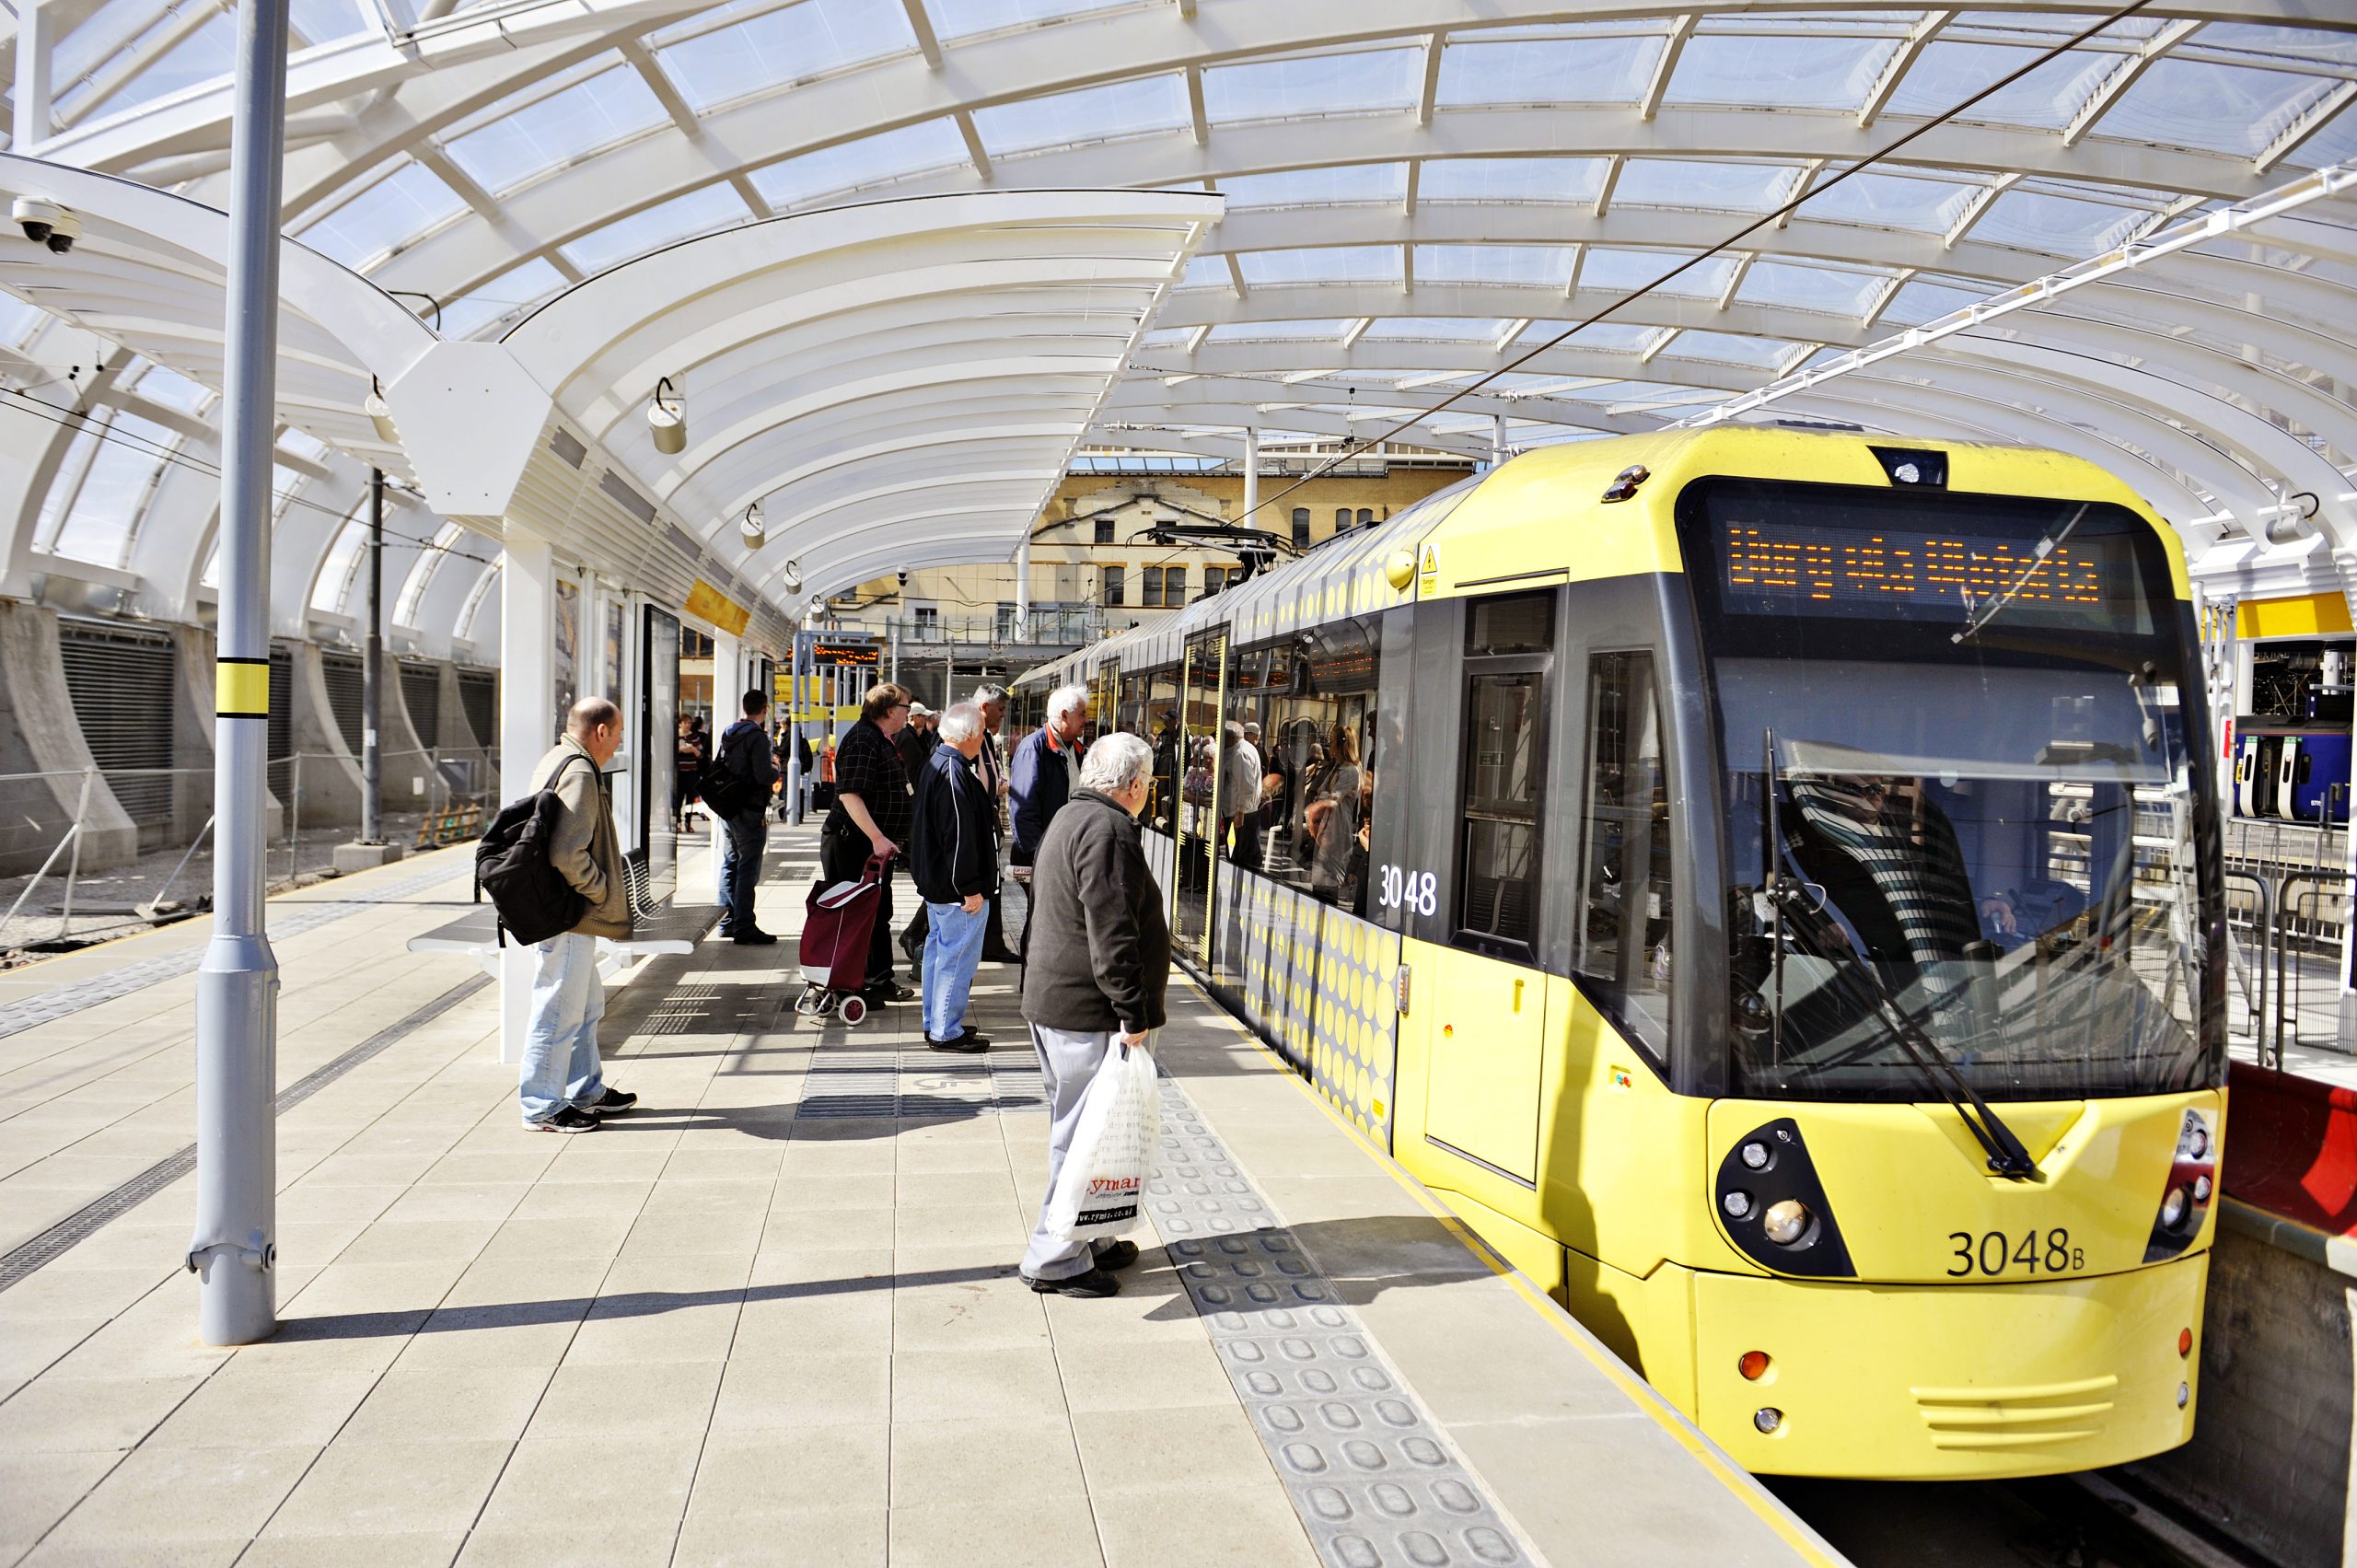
[1093,1239,1140,1272]
[1021,1267,1120,1297]
[925,1031,989,1053]
[981,947,1020,964]
[862,981,914,1004]
[583,1088,637,1117]
[731,929,778,946]
[528,1106,598,1134]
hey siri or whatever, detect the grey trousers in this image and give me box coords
[1020,1022,1135,1281]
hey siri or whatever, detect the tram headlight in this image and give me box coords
[1723,1191,1755,1220]
[2189,1125,2210,1159]
[1739,1140,1771,1171]
[1754,1407,1783,1434]
[2158,1185,2191,1231]
[1762,1199,1812,1247]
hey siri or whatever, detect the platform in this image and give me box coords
[0,825,1840,1567]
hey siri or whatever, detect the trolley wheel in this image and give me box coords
[839,993,868,1027]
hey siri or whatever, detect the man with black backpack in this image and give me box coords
[514,697,637,1133]
[709,689,780,945]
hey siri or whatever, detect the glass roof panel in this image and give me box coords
[1138,328,1195,348]
[1882,277,1994,326]
[1364,318,1506,340]
[1665,34,1895,111]
[1217,165,1407,207]
[65,13,235,121]
[2097,60,2340,159]
[1414,245,1577,287]
[560,184,750,275]
[1887,42,2115,130]
[52,412,174,570]
[1206,319,1353,341]
[1175,256,1232,290]
[2288,104,2357,170]
[0,293,47,349]
[291,0,371,47]
[1659,331,1794,367]
[1795,170,1981,232]
[1736,261,1886,317]
[1969,189,2139,252]
[1203,47,1422,122]
[656,0,916,110]
[1236,247,1402,286]
[1613,159,1800,214]
[2197,24,2357,68]
[972,74,1187,155]
[1579,248,1738,299]
[445,66,669,195]
[930,0,1134,41]
[1518,319,1657,352]
[748,122,971,209]
[128,364,212,413]
[296,161,467,270]
[1434,36,1660,108]
[1418,157,1608,204]
[442,258,569,339]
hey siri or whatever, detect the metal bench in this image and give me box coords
[405,856,722,975]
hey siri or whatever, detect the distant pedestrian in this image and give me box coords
[821,683,915,1002]
[896,703,938,974]
[520,697,639,1133]
[674,715,704,831]
[1010,681,1090,867]
[1221,718,1264,868]
[911,703,998,1051]
[716,689,779,945]
[1016,731,1167,1297]
[973,684,1019,963]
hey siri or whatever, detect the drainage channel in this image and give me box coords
[0,970,494,1293]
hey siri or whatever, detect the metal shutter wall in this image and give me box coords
[319,652,364,758]
[268,645,294,813]
[457,668,496,752]
[57,622,175,849]
[400,662,441,751]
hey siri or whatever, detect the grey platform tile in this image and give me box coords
[457,1525,679,1567]
[686,1425,891,1517]
[239,1531,470,1567]
[31,1441,319,1551]
[1144,1079,1537,1568]
[0,1374,203,1454]
[0,1449,120,1559]
[672,1506,887,1568]
[888,1497,1104,1568]
[473,1434,701,1537]
[261,1437,512,1539]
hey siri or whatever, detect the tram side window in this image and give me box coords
[1265,618,1379,914]
[1144,666,1181,835]
[1575,652,1673,1052]
[1457,593,1552,958]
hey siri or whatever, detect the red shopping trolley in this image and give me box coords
[795,854,888,1026]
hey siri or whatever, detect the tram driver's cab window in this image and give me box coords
[1576,651,1673,1052]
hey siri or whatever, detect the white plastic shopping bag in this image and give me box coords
[1043,1038,1160,1242]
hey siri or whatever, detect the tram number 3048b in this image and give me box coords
[1947,1229,2086,1278]
[1376,865,1440,918]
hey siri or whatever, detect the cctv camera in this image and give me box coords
[897,570,909,587]
[12,198,64,245]
[42,213,80,255]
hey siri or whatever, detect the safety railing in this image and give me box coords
[0,746,501,950]
[880,609,1105,646]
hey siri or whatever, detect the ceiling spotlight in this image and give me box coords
[648,377,685,456]
[365,377,398,446]
[739,502,765,551]
[780,558,803,593]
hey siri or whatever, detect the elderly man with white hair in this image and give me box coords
[910,702,999,1050]
[1010,679,1091,868]
[1016,730,1168,1297]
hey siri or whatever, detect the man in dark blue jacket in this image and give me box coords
[1010,681,1090,866]
[911,703,997,1051]
[715,690,779,945]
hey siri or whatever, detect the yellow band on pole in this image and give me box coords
[216,660,270,717]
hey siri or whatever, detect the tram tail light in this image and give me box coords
[1738,1351,1771,1381]
[2178,1329,2193,1358]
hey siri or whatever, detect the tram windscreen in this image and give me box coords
[1682,478,2220,1102]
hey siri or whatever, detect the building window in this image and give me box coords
[1292,507,1311,547]
[1357,508,1374,527]
[995,602,1018,640]
[912,606,938,636]
[1104,565,1125,607]
[1335,508,1351,532]
[1165,565,1187,603]
[1142,566,1164,608]
[1093,517,1115,544]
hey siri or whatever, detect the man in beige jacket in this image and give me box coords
[519,697,637,1132]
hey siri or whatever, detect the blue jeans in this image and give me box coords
[921,899,988,1040]
[720,808,768,932]
[520,931,604,1123]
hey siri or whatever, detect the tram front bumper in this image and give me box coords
[1693,1249,2208,1480]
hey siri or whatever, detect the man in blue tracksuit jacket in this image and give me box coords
[1010,681,1090,866]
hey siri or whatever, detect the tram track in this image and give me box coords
[1769,1471,2278,1568]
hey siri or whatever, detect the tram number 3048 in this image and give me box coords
[1376,865,1439,918]
[1946,1229,2085,1278]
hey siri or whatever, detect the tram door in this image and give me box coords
[1175,628,1228,963]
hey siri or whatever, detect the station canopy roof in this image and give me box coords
[0,0,2352,641]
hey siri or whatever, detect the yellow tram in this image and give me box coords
[1013,428,2223,1480]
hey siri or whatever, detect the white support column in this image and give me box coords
[12,0,54,151]
[497,524,555,1065]
[710,625,740,903]
[1014,534,1032,645]
[1242,426,1260,528]
[1491,413,1507,468]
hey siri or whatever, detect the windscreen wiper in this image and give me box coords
[1952,503,2093,647]
[1859,983,2040,1180]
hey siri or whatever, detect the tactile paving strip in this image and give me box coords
[0,861,466,1042]
[1149,1079,1530,1568]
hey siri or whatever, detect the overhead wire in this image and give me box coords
[1193,0,2162,533]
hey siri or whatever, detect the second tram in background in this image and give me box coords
[1015,427,2225,1481]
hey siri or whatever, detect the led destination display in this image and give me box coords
[1717,517,2148,629]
